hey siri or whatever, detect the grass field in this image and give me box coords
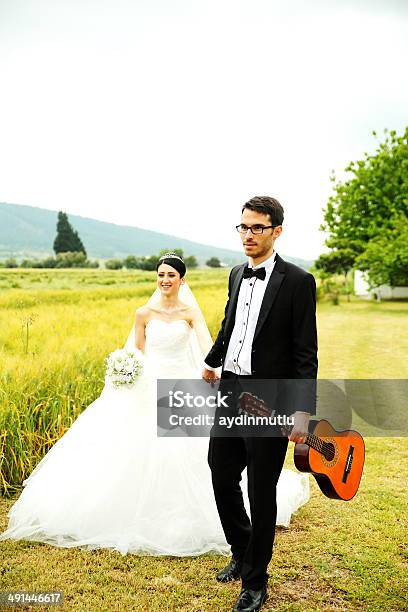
[0,268,407,611]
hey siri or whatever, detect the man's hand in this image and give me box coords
[202,368,220,385]
[287,412,310,443]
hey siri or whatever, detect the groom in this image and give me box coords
[202,196,318,612]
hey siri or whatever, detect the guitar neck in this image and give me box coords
[305,433,328,456]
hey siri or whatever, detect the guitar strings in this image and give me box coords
[306,433,335,460]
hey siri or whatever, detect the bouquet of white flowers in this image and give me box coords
[105,348,144,388]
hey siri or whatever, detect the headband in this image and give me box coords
[156,253,186,278]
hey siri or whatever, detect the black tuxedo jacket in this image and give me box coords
[205,253,318,414]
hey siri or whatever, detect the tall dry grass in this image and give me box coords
[0,268,229,494]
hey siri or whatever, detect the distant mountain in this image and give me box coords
[0,202,313,269]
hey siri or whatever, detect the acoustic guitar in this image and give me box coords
[238,391,365,501]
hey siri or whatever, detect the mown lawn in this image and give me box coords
[1,437,407,611]
[0,269,407,611]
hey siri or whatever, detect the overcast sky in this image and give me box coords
[0,0,407,259]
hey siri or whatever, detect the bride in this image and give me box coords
[0,253,309,556]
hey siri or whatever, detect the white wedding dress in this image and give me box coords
[0,319,309,556]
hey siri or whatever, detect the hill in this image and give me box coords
[0,202,312,269]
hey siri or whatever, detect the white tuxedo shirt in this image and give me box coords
[205,251,276,375]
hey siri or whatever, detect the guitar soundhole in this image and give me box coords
[324,442,336,462]
[319,437,339,466]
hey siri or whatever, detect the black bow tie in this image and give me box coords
[243,266,266,281]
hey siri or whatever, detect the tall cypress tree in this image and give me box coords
[53,212,87,255]
[71,229,87,257]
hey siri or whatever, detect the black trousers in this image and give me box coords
[208,370,289,590]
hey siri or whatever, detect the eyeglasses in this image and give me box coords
[235,224,278,235]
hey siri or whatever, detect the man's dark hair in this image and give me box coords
[242,196,284,226]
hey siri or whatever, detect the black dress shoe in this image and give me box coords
[216,557,242,582]
[232,586,268,611]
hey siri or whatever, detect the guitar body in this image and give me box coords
[294,419,365,500]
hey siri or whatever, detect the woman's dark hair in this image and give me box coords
[156,252,186,278]
[241,196,284,226]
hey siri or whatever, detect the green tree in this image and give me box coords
[53,212,87,256]
[71,229,87,256]
[356,214,408,287]
[206,257,221,268]
[320,127,408,286]
[4,257,18,268]
[39,257,55,268]
[55,252,88,268]
[134,256,147,269]
[314,249,355,301]
[143,255,160,271]
[184,255,198,268]
[105,258,123,270]
[123,255,139,269]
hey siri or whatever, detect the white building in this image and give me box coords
[354,270,408,300]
